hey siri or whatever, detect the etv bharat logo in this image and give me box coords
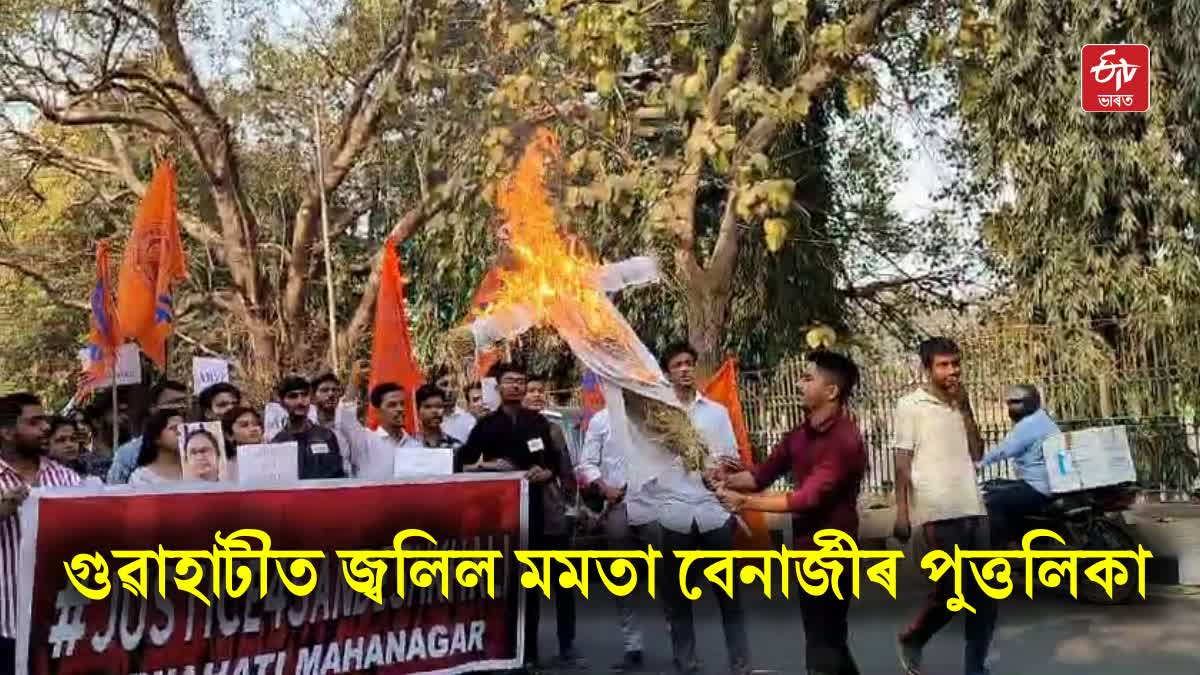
[1081,44,1150,113]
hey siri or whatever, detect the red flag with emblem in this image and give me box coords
[367,238,424,432]
[116,162,186,368]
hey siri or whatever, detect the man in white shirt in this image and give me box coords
[336,361,422,480]
[434,367,477,443]
[576,407,660,672]
[893,338,996,675]
[656,342,750,675]
[0,393,82,669]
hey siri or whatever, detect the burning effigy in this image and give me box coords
[449,127,707,486]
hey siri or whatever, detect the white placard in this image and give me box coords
[77,343,142,386]
[393,446,454,477]
[263,402,289,439]
[192,357,230,395]
[481,377,500,411]
[236,442,299,484]
[177,421,228,483]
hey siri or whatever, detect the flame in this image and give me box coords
[487,129,606,335]
[482,128,657,383]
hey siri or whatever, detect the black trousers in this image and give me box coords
[660,519,751,675]
[0,636,14,673]
[900,516,997,675]
[798,592,859,675]
[984,480,1050,545]
[523,533,576,664]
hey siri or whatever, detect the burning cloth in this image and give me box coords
[463,128,707,489]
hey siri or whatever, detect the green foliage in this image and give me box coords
[956,0,1200,323]
[0,0,968,393]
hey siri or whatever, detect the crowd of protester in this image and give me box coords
[0,337,1018,675]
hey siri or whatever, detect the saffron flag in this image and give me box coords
[116,161,187,368]
[367,237,424,432]
[703,358,772,549]
[79,240,122,397]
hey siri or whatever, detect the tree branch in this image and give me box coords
[150,0,222,124]
[665,2,772,273]
[281,0,418,330]
[839,271,951,299]
[740,0,918,160]
[0,257,89,312]
[3,93,173,135]
[706,0,918,284]
[338,195,446,354]
[174,328,226,359]
[309,201,375,258]
[103,127,146,195]
[148,0,265,314]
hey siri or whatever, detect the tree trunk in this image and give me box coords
[680,258,735,376]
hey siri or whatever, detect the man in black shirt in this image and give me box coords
[271,375,347,480]
[459,362,581,670]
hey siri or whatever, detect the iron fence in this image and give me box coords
[550,315,1200,497]
[742,315,1200,496]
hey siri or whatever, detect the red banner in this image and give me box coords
[18,476,527,675]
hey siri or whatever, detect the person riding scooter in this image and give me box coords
[979,384,1061,545]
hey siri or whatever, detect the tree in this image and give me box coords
[950,1,1200,492]
[0,0,970,394]
[0,0,491,390]
[956,0,1200,325]
[455,0,971,370]
[0,158,95,401]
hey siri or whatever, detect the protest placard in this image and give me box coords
[394,446,455,478]
[236,442,299,484]
[76,343,142,386]
[192,356,230,394]
[177,421,228,482]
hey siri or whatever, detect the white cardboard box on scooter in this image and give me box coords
[1042,426,1137,493]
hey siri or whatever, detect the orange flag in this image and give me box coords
[116,161,186,368]
[368,238,424,432]
[79,240,122,398]
[703,358,773,550]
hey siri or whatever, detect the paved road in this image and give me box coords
[532,579,1200,674]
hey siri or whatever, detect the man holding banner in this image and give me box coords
[271,376,347,480]
[459,361,579,670]
[337,361,423,479]
[0,394,81,670]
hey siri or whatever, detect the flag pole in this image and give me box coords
[111,358,119,453]
[314,106,341,376]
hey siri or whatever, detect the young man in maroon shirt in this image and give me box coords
[715,350,866,675]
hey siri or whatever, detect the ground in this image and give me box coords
[533,575,1200,674]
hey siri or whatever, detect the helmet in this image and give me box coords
[1005,384,1041,421]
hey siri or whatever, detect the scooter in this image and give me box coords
[982,478,1140,604]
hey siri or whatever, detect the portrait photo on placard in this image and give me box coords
[178,421,228,482]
